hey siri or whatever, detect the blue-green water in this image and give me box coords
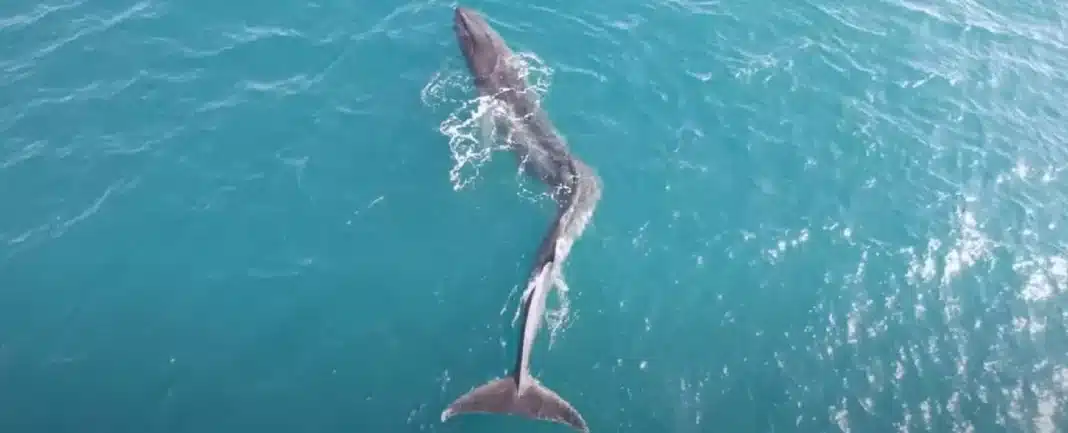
[3,0,1068,432]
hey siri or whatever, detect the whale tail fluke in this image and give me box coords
[440,374,589,432]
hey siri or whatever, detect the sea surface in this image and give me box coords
[2,0,1067,432]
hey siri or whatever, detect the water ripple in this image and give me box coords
[4,177,139,256]
[10,1,156,66]
[0,0,85,32]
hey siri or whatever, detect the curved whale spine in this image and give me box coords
[440,6,602,433]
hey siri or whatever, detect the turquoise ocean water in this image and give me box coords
[2,0,1067,432]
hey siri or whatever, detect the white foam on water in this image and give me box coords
[421,51,555,192]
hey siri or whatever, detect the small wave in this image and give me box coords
[17,0,157,64]
[0,0,86,32]
[656,0,729,17]
[4,177,139,259]
[238,74,318,97]
[891,0,1067,52]
[221,25,304,44]
[811,3,891,37]
[141,22,316,62]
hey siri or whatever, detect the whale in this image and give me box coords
[440,6,602,433]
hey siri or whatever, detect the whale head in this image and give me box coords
[453,7,518,92]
